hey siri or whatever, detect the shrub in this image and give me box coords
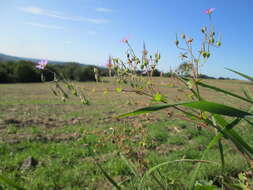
[14,61,40,82]
[74,66,96,81]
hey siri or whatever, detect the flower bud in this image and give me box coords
[181,33,186,39]
[143,59,148,66]
[187,38,193,43]
[216,41,221,47]
[202,52,210,59]
[206,52,210,58]
[209,38,215,44]
[175,40,179,46]
[202,51,207,58]
[201,27,207,33]
[142,49,148,56]
[155,52,161,60]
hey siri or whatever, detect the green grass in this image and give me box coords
[0,79,253,189]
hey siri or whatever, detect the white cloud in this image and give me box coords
[26,22,64,30]
[96,7,113,13]
[20,6,109,24]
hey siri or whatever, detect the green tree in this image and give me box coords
[14,61,40,82]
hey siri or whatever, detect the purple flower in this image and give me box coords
[36,60,48,70]
[120,36,131,43]
[204,8,215,15]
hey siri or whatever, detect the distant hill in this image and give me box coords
[0,53,84,65]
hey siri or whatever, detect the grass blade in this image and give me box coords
[225,68,253,82]
[183,101,252,117]
[242,88,253,101]
[188,116,244,189]
[196,81,253,104]
[140,159,218,190]
[0,174,25,190]
[118,101,253,118]
[118,103,183,118]
[120,153,140,178]
[95,161,122,190]
[218,139,225,172]
[214,115,253,156]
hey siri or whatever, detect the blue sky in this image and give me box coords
[0,0,252,78]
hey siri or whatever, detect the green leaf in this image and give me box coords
[118,103,181,118]
[182,101,252,117]
[152,92,166,102]
[195,81,253,104]
[118,101,252,118]
[214,115,253,156]
[188,116,244,189]
[218,139,225,173]
[225,68,253,82]
[115,87,122,93]
[242,88,253,101]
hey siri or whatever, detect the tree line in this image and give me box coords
[0,60,232,83]
[0,61,110,83]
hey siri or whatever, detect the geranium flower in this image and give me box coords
[107,56,113,69]
[36,60,48,70]
[204,8,215,15]
[120,36,130,43]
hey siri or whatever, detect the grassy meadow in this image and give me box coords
[0,78,253,189]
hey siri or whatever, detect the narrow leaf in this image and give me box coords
[218,139,225,172]
[225,68,253,82]
[95,161,122,190]
[183,101,252,117]
[242,88,253,101]
[120,153,140,178]
[118,101,252,118]
[196,81,253,104]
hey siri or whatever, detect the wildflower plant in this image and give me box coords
[36,60,90,105]
[111,38,162,102]
[105,8,253,190]
[2,7,250,190]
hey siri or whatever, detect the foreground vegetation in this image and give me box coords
[1,7,253,190]
[0,78,252,189]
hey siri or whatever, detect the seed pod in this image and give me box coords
[209,38,215,44]
[202,52,207,58]
[142,49,148,56]
[175,40,179,46]
[155,52,161,60]
[201,27,207,33]
[187,38,193,43]
[216,41,221,47]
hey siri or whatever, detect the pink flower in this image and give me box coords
[204,8,215,15]
[120,36,130,43]
[36,59,48,70]
[106,56,113,70]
